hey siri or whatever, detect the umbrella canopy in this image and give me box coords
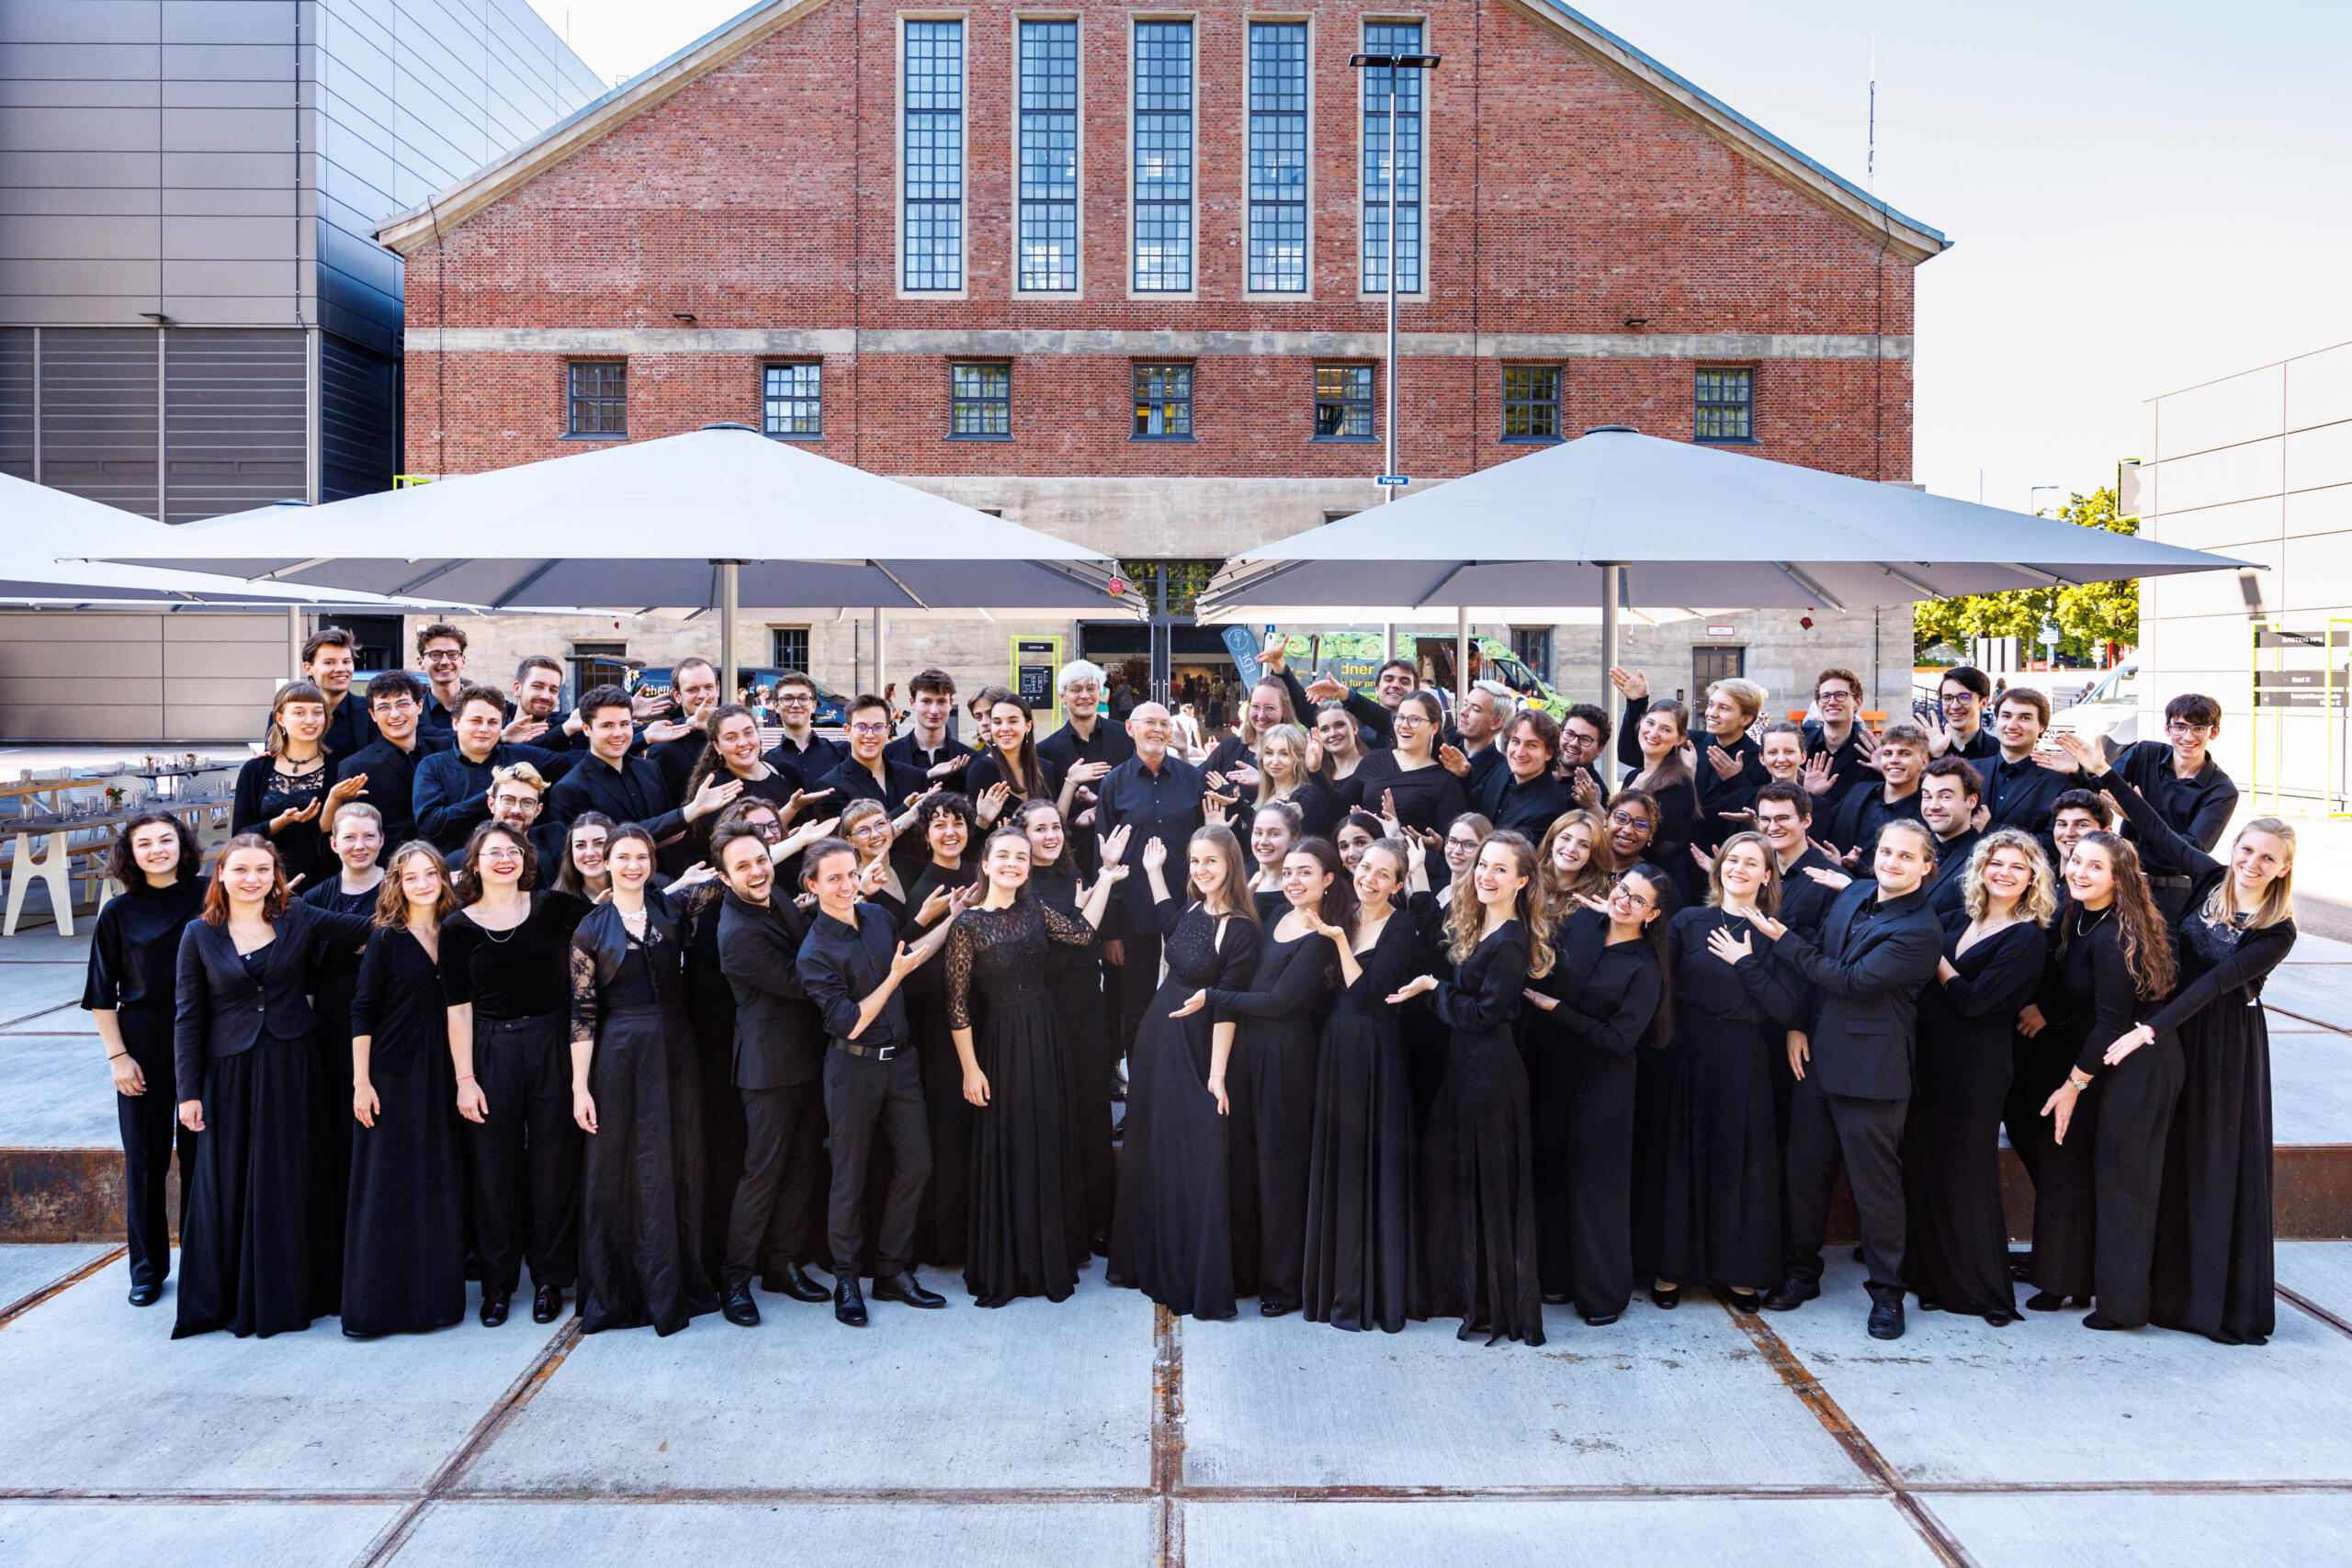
[0,474,423,608]
[88,426,1140,616]
[1197,427,2251,617]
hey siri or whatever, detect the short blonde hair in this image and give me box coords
[491,761,547,796]
[1709,678,1769,725]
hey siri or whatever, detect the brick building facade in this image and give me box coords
[379,0,1945,723]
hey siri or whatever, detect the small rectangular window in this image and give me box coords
[567,361,627,437]
[1360,22,1424,294]
[1133,20,1193,292]
[1501,366,1560,441]
[903,20,965,291]
[1018,21,1080,291]
[1314,365,1374,440]
[771,626,809,671]
[950,363,1012,438]
[1248,23,1309,293]
[763,363,822,438]
[1134,363,1193,438]
[1695,367,1754,442]
[1510,627,1553,682]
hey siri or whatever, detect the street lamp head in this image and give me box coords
[1347,52,1442,68]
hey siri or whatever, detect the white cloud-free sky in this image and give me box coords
[526,0,2352,513]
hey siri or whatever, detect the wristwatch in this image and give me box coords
[2067,1070,2094,1091]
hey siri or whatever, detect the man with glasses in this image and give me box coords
[1747,818,1945,1342]
[762,671,844,787]
[486,761,567,871]
[813,694,929,812]
[414,683,568,853]
[1752,781,1843,936]
[1303,656,1418,749]
[1556,704,1612,807]
[2103,692,2236,919]
[1800,667,1881,810]
[322,669,448,848]
[1094,702,1206,1059]
[413,623,473,741]
[1925,666,1999,773]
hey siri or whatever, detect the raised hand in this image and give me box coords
[502,715,549,745]
[780,786,834,823]
[1804,865,1854,891]
[1068,759,1113,786]
[916,884,956,926]
[1380,790,1402,831]
[1521,986,1559,1013]
[630,691,670,721]
[858,856,891,896]
[269,796,322,834]
[1437,743,1470,779]
[1607,666,1650,701]
[1706,743,1743,781]
[1801,753,1838,796]
[1259,632,1288,671]
[1140,837,1169,874]
[1689,843,1715,874]
[1385,975,1439,1006]
[684,772,744,820]
[1852,728,1882,768]
[1099,823,1134,866]
[888,940,928,980]
[642,718,694,745]
[324,773,368,806]
[2104,1023,2155,1066]
[1203,792,1235,825]
[671,862,720,890]
[1737,906,1789,941]
[1225,761,1261,789]
[975,781,1012,825]
[1569,769,1600,808]
[1169,988,1209,1018]
[1305,674,1349,705]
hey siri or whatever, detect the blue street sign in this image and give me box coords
[1375,475,1411,487]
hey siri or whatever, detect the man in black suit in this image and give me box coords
[816,693,930,811]
[1478,707,1576,837]
[1917,756,1984,917]
[544,683,732,843]
[711,824,832,1325]
[1747,818,1944,1340]
[1827,722,1928,868]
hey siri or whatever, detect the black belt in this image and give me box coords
[833,1040,904,1061]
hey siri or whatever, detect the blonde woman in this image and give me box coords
[1906,829,2054,1325]
[1533,808,1611,932]
[1252,722,1339,840]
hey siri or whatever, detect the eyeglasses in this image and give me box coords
[481,848,524,862]
[1611,881,1655,910]
[421,649,464,663]
[1608,810,1652,829]
[1815,689,1855,704]
[1940,694,1979,709]
[1391,713,1430,728]
[849,722,889,736]
[2166,720,2214,737]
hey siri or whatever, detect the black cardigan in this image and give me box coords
[172,900,376,1090]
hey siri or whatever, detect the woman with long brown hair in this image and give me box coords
[2030,829,2180,1330]
[966,693,1076,829]
[171,834,375,1338]
[684,703,810,849]
[1534,808,1611,929]
[1607,668,1706,906]
[1348,690,1469,840]
[1391,829,1552,1346]
[232,680,336,886]
[342,841,466,1337]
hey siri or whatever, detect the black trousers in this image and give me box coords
[1784,1076,1908,1303]
[2030,1035,2184,1326]
[823,1046,931,1280]
[1107,931,1164,1070]
[1537,1037,1637,1318]
[726,1081,824,1286]
[465,1011,582,1292]
[1226,1021,1317,1310]
[116,1010,195,1289]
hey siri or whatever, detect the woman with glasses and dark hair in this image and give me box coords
[171,834,376,1338]
[1344,691,1468,841]
[83,808,209,1306]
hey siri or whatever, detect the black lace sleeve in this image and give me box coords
[1039,897,1096,947]
[944,914,979,1032]
[569,931,599,1049]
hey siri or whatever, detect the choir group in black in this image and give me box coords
[85,626,2296,1352]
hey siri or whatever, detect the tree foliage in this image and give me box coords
[1913,487,2138,662]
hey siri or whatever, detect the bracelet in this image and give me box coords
[107,1051,129,1062]
[458,1074,477,1083]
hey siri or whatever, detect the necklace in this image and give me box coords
[467,896,531,942]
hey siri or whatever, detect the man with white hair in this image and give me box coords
[1439,679,1517,798]
[1036,658,1136,847]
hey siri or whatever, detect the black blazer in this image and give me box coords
[717,888,825,1089]
[1767,879,1942,1100]
[172,900,377,1091]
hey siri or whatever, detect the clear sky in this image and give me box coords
[526,0,2352,513]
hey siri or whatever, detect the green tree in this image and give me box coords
[1912,487,2136,664]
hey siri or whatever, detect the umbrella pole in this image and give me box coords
[1455,604,1468,711]
[872,607,886,700]
[1599,561,1623,709]
[287,604,302,680]
[718,561,740,703]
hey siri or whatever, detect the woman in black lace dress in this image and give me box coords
[569,824,719,1336]
[1393,830,1551,1347]
[1107,826,1262,1321]
[901,793,979,1266]
[944,825,1126,1305]
[1017,798,1119,1251]
[232,682,336,888]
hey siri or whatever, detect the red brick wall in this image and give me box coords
[401,0,1919,481]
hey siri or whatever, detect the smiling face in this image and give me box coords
[1375,664,1417,705]
[1260,730,1301,785]
[514,663,564,720]
[1981,844,2033,908]
[715,711,762,771]
[279,699,326,749]
[1250,809,1296,871]
[1551,819,1595,876]
[220,845,277,907]
[1918,772,1971,835]
[720,831,774,902]
[2052,807,2101,856]
[673,663,721,722]
[1022,806,1065,865]
[1877,740,1925,790]
[1353,842,1404,908]
[475,829,526,889]
[1560,716,1604,767]
[1760,731,1804,781]
[805,846,860,912]
[369,683,420,743]
[912,686,956,733]
[1716,838,1770,903]
[1316,708,1357,759]
[2231,829,2290,901]
[846,808,892,858]
[1815,677,1857,724]
[1607,870,1661,929]
[847,704,890,762]
[419,636,467,684]
[2065,841,2117,908]
[457,697,506,761]
[1129,702,1173,758]
[1187,840,1228,899]
[606,833,652,892]
[1471,840,1530,909]
[984,831,1033,892]
[1756,795,1805,855]
[307,642,355,697]
[1607,801,1655,859]
[490,780,541,831]
[397,849,446,911]
[1703,689,1746,740]
[738,805,784,844]
[927,807,968,862]
[331,811,383,872]
[1061,673,1101,722]
[1335,820,1373,870]
[1635,707,1683,757]
[1871,825,1935,897]
[1280,848,1332,911]
[1995,696,2045,756]
[1939,678,1985,731]
[568,820,608,876]
[989,701,1031,754]
[129,821,183,883]
[1504,717,1552,782]
[1443,821,1484,875]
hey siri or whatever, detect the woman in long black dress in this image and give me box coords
[1524,863,1669,1324]
[232,682,336,889]
[1295,837,1421,1332]
[1182,838,1343,1316]
[1393,830,1550,1347]
[171,835,374,1338]
[1642,835,1795,1313]
[946,826,1127,1305]
[83,809,209,1306]
[1902,829,2052,1324]
[2029,829,2179,1330]
[300,800,386,1307]
[568,823,720,1335]
[2072,734,2297,1345]
[1017,799,1119,1252]
[1349,692,1470,842]
[900,792,979,1266]
[343,841,466,1337]
[1107,826,1262,1321]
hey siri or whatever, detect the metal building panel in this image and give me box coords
[164,326,307,521]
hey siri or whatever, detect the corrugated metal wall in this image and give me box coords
[36,327,159,515]
[319,330,394,501]
[164,328,309,520]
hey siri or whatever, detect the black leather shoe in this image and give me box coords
[834,1278,868,1327]
[532,1284,562,1324]
[1916,1297,1941,1313]
[480,1286,511,1327]
[722,1280,762,1327]
[1091,1231,1112,1258]
[1726,1289,1762,1314]
[1583,1313,1619,1327]
[1763,1280,1819,1312]
[2082,1311,2126,1331]
[766,1265,830,1303]
[2025,1291,2069,1312]
[1541,1291,1570,1305]
[1984,1308,2018,1326]
[1867,1300,1905,1340]
[127,1280,162,1308]
[1259,1298,1296,1318]
[1649,1283,1680,1309]
[2007,1251,2036,1281]
[872,1269,946,1309]
[1850,1246,1866,1263]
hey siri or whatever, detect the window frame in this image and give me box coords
[769,626,811,673]
[899,16,968,299]
[1311,362,1376,443]
[948,360,1013,441]
[1132,360,1196,441]
[1129,16,1197,299]
[1694,365,1758,444]
[1013,17,1083,296]
[761,360,824,441]
[1243,17,1314,299]
[1499,363,1563,444]
[1509,626,1554,683]
[1356,17,1431,301]
[564,360,628,440]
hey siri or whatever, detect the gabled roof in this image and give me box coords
[375,0,1949,264]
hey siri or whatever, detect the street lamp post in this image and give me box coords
[1349,51,1440,504]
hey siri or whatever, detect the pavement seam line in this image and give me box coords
[0,1245,124,1328]
[0,1000,79,1032]
[1152,1303,1185,1568]
[350,1316,583,1567]
[2278,1282,2352,1340]
[1711,1288,1974,1568]
[2260,1003,2352,1036]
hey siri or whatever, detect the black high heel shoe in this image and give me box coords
[1649,1283,1680,1310]
[1725,1289,1761,1314]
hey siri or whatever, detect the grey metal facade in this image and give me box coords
[0,0,602,516]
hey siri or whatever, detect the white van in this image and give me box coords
[2048,661,2140,757]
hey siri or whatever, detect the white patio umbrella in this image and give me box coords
[84,425,1144,694]
[1195,426,2254,702]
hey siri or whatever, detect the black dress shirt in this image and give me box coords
[1829,785,1923,862]
[1799,719,1883,811]
[1454,739,1507,801]
[1035,715,1136,775]
[544,751,690,838]
[1478,765,1577,840]
[718,888,824,1087]
[321,694,378,761]
[763,730,844,789]
[796,903,910,1049]
[885,732,976,791]
[2113,740,2238,860]
[418,686,464,741]
[1776,843,1847,935]
[413,741,569,852]
[1942,725,2000,782]
[1095,750,1207,936]
[84,876,209,1016]
[330,730,451,848]
[817,754,930,812]
[1921,826,1983,918]
[1980,751,2067,838]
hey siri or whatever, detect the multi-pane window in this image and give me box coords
[1510,627,1554,682]
[1133,21,1193,292]
[1695,367,1755,442]
[566,362,626,436]
[1361,22,1424,294]
[1314,365,1374,439]
[1248,23,1308,293]
[903,21,964,291]
[1134,364,1193,438]
[770,627,809,671]
[1018,21,1079,291]
[1501,366,1560,440]
[763,363,821,438]
[950,363,1012,437]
